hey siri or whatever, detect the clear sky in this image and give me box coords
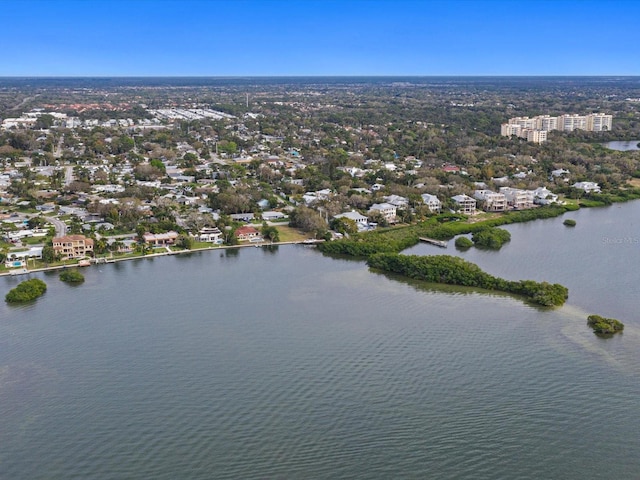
[3,0,640,76]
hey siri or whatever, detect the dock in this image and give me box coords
[419,237,448,248]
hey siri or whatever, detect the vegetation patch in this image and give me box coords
[472,227,511,249]
[454,236,474,249]
[5,278,47,303]
[563,219,576,227]
[587,315,624,335]
[367,253,568,307]
[59,269,85,283]
[319,206,575,257]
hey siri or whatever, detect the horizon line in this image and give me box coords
[1,74,640,78]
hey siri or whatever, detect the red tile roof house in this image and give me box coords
[52,235,94,259]
[235,225,262,242]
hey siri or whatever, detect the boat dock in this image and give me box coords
[419,237,448,248]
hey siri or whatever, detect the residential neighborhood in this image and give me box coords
[1,79,634,274]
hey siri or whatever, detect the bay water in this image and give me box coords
[1,201,639,479]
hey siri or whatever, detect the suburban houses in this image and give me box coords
[0,82,624,275]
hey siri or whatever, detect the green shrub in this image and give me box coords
[454,236,474,249]
[5,278,47,303]
[587,315,624,335]
[563,219,576,227]
[472,227,511,249]
[59,269,85,283]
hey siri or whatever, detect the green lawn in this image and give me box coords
[275,226,311,242]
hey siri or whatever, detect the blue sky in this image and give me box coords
[3,0,640,76]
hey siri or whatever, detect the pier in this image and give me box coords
[419,237,448,248]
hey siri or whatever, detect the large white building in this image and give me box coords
[501,113,612,143]
[473,190,507,212]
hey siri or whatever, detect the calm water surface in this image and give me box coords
[1,201,640,479]
[602,140,640,151]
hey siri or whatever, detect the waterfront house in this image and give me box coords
[333,211,369,231]
[572,181,601,193]
[235,225,261,242]
[5,247,43,267]
[499,187,535,210]
[532,187,559,205]
[473,190,507,212]
[368,203,397,222]
[143,231,179,246]
[195,227,223,244]
[421,193,442,213]
[52,234,94,259]
[451,194,476,215]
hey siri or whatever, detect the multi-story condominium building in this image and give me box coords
[501,113,612,143]
[499,187,535,210]
[500,123,522,137]
[526,129,547,143]
[451,194,477,215]
[558,114,588,132]
[52,235,94,259]
[473,190,507,212]
[587,113,613,131]
[537,115,558,131]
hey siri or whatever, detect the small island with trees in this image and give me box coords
[367,253,569,307]
[59,269,85,283]
[587,315,624,335]
[5,278,47,303]
[454,236,474,249]
[563,219,577,227]
[472,227,511,249]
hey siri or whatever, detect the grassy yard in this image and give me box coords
[275,225,310,242]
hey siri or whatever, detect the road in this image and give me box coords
[64,166,74,186]
[48,217,67,237]
[53,134,65,159]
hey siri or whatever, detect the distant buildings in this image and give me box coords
[501,113,613,143]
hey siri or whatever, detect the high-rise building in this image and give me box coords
[501,113,612,143]
[587,113,613,131]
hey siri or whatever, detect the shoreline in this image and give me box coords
[0,239,324,277]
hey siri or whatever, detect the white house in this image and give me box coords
[334,210,369,226]
[421,193,441,213]
[383,194,409,208]
[262,211,286,221]
[195,227,223,244]
[333,211,369,231]
[532,187,559,205]
[473,190,507,212]
[368,203,397,222]
[451,194,476,215]
[499,187,535,210]
[573,181,601,193]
